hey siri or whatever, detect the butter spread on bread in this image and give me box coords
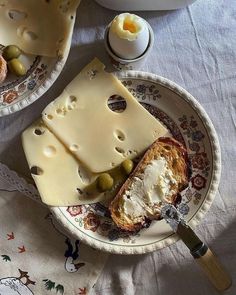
[110,137,190,232]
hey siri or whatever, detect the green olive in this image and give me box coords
[3,45,21,61]
[121,159,134,175]
[8,58,26,76]
[97,173,114,192]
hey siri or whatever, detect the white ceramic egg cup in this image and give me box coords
[104,21,154,70]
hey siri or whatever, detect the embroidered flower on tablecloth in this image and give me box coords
[83,212,100,232]
[43,279,64,294]
[67,206,83,217]
[191,174,206,190]
[191,152,209,170]
[3,90,18,104]
[77,287,87,295]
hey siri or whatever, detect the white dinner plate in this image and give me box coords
[50,71,221,254]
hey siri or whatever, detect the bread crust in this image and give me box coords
[109,137,191,232]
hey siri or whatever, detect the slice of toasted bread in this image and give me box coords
[109,137,190,232]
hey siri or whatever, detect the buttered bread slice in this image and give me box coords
[110,137,190,232]
[42,58,167,173]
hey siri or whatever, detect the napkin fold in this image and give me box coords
[0,163,108,295]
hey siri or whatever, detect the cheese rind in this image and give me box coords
[42,58,168,173]
[0,0,81,57]
[22,120,111,206]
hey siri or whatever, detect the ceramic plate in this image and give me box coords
[0,44,67,117]
[51,71,221,254]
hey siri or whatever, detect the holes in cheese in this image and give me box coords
[70,144,79,152]
[66,95,78,110]
[59,0,73,13]
[77,188,83,195]
[69,95,77,103]
[54,96,78,117]
[108,95,127,113]
[43,146,57,157]
[23,30,38,41]
[30,166,43,175]
[22,120,112,206]
[47,114,53,120]
[42,58,168,173]
[115,147,125,156]
[0,0,81,57]
[57,38,64,46]
[8,10,27,21]
[55,108,65,116]
[114,129,125,141]
[34,128,44,136]
[78,165,92,185]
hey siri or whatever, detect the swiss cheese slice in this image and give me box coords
[42,58,168,173]
[22,120,112,206]
[0,0,81,57]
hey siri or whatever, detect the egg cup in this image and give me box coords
[104,21,154,71]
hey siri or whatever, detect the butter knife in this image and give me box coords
[161,204,232,291]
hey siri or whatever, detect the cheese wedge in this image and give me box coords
[22,120,113,206]
[42,58,168,173]
[0,0,81,57]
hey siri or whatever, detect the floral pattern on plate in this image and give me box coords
[0,61,48,106]
[51,72,220,254]
[60,79,211,244]
[0,44,66,116]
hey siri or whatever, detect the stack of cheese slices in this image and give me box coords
[22,58,169,207]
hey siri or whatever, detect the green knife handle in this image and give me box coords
[192,245,232,291]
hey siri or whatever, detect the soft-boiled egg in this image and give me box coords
[108,13,150,60]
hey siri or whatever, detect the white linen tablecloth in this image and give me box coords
[0,0,236,294]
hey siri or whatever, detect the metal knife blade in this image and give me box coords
[161,204,207,257]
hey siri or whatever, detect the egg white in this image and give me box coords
[108,13,150,60]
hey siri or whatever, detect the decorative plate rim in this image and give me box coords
[50,70,221,255]
[0,55,67,117]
